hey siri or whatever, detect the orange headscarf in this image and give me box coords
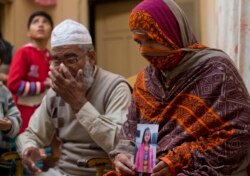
[129,0,206,70]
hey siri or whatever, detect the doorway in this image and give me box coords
[89,0,147,78]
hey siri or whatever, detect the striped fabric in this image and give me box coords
[17,80,41,96]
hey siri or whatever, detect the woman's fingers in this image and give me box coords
[114,154,136,176]
[152,161,171,176]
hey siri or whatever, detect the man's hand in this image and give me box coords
[151,160,172,176]
[113,153,136,176]
[22,147,46,174]
[43,77,51,90]
[0,117,12,131]
[49,63,87,113]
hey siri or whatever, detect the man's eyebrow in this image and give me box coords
[51,55,59,60]
[52,52,77,59]
[64,53,77,58]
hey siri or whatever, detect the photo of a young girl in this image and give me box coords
[134,124,158,175]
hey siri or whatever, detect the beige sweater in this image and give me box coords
[16,67,132,175]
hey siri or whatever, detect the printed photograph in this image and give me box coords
[134,124,159,174]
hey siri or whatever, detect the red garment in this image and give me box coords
[17,104,39,133]
[135,144,154,173]
[7,44,51,133]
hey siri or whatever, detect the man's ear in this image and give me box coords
[87,50,96,65]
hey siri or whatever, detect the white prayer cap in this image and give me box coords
[51,19,92,48]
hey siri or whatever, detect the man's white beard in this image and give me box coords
[83,59,94,90]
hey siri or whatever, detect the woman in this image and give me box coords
[135,127,154,174]
[106,0,250,176]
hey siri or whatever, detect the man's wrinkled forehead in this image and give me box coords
[51,45,81,57]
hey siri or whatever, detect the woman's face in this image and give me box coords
[133,33,176,70]
[144,130,151,143]
[133,32,184,70]
[133,33,171,52]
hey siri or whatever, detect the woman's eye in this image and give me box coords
[147,38,154,43]
[135,40,141,45]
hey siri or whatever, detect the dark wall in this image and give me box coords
[88,0,138,46]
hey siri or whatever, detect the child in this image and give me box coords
[7,11,53,133]
[0,39,21,176]
[135,127,155,174]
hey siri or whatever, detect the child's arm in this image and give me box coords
[1,85,21,137]
[0,117,12,131]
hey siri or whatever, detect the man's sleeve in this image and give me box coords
[75,82,131,153]
[16,96,56,156]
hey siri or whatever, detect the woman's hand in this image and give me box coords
[151,160,172,176]
[113,153,136,176]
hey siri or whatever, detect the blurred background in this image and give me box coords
[0,0,217,78]
[1,0,250,93]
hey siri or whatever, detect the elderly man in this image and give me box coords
[16,19,132,176]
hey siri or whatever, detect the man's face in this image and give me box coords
[51,45,87,77]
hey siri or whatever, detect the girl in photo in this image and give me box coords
[135,127,155,174]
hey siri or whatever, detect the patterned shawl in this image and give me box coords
[110,0,250,176]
